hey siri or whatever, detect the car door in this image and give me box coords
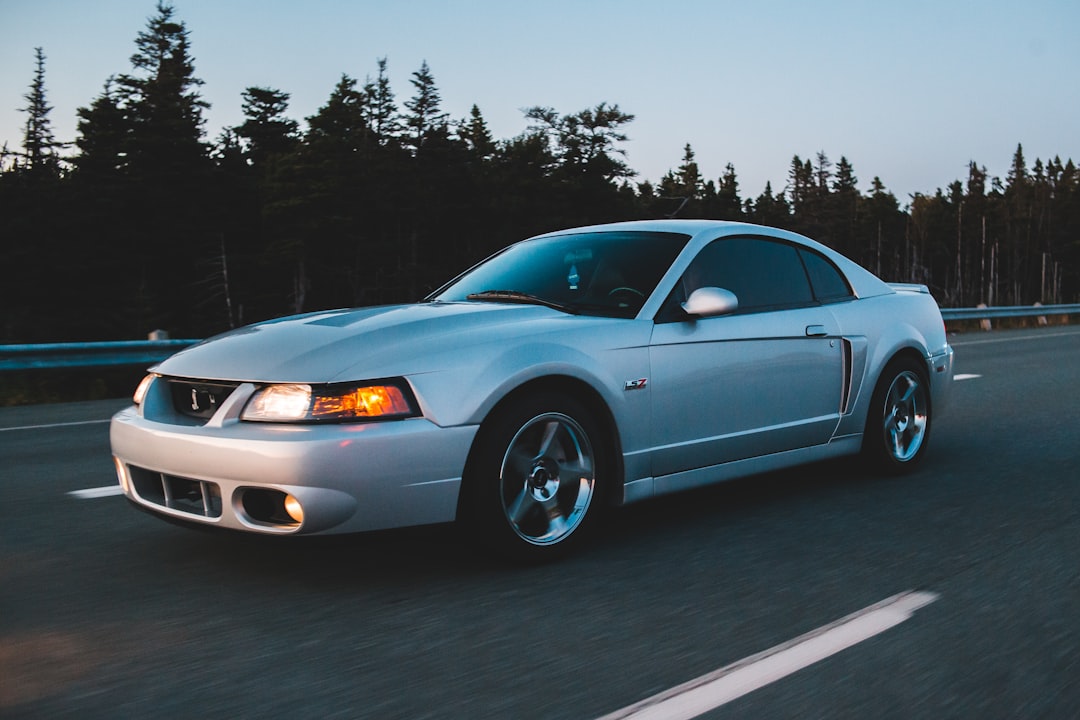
[648,236,845,478]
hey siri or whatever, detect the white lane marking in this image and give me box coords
[0,419,111,432]
[69,485,124,499]
[598,590,939,720]
[953,374,982,381]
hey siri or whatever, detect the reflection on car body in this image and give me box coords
[111,220,953,559]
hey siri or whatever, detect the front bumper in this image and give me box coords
[110,380,477,535]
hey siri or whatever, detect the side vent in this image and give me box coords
[840,339,854,414]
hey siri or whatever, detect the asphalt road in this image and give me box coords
[1,326,1078,719]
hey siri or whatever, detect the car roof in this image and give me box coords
[534,218,749,239]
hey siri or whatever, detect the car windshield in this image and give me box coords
[429,231,690,318]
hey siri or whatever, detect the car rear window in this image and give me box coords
[799,249,853,302]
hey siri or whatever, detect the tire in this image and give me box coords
[461,391,606,561]
[863,357,932,473]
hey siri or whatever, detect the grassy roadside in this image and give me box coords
[944,313,1074,335]
[0,366,147,407]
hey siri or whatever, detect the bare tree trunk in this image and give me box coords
[219,234,234,329]
[955,203,963,305]
[294,258,308,314]
[979,216,986,304]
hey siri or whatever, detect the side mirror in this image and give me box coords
[681,287,739,318]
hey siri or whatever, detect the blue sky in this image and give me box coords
[2,0,1077,202]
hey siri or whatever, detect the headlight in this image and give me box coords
[241,380,418,423]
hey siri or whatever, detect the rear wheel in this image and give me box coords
[462,391,605,560]
[863,358,932,473]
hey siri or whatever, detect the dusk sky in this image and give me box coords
[2,0,1077,203]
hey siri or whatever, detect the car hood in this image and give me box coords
[154,302,621,383]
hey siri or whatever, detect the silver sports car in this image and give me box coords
[111,219,953,558]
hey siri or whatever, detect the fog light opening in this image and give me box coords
[283,494,304,524]
[239,489,303,528]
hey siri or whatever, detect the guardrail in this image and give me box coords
[938,304,1080,321]
[0,302,1077,371]
[0,340,200,372]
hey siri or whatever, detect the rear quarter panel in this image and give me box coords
[831,289,952,438]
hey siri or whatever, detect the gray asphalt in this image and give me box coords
[1,326,1078,719]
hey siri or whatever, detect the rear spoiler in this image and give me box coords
[887,282,930,294]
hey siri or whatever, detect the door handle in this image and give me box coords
[805,325,827,337]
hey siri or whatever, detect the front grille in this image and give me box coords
[167,379,239,421]
[129,465,222,518]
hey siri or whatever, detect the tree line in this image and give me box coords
[2,1,1078,344]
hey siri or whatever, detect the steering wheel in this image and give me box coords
[607,286,645,307]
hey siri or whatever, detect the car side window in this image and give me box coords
[674,237,814,315]
[799,249,853,302]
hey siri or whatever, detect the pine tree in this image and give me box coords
[798,151,832,239]
[76,1,215,336]
[1006,143,1028,190]
[786,155,813,212]
[269,74,390,312]
[813,151,832,191]
[119,2,209,173]
[74,78,129,177]
[2,48,65,341]
[748,181,791,227]
[830,156,859,255]
[458,104,495,160]
[19,47,62,176]
[673,144,702,198]
[307,75,370,149]
[862,177,903,280]
[1003,143,1034,304]
[487,130,559,231]
[404,60,449,153]
[67,76,138,339]
[0,143,14,174]
[655,143,701,217]
[366,57,402,145]
[571,103,635,181]
[714,162,743,219]
[236,86,299,166]
[525,103,635,183]
[833,157,857,194]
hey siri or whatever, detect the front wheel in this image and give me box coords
[461,392,606,560]
[863,358,932,473]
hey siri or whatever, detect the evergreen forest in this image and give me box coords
[3,2,1078,345]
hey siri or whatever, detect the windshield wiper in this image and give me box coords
[465,290,579,315]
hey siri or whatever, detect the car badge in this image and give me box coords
[191,387,217,412]
[624,378,648,391]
